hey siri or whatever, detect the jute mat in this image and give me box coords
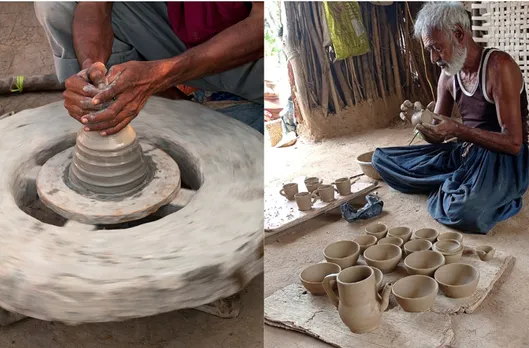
[265,247,514,347]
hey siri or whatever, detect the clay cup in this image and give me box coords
[392,275,438,312]
[475,245,496,261]
[353,235,378,253]
[365,222,388,240]
[404,239,432,256]
[388,227,412,243]
[413,228,439,242]
[403,250,445,276]
[279,183,298,200]
[323,240,361,269]
[295,192,317,211]
[313,184,336,203]
[433,239,463,264]
[377,236,404,248]
[434,263,480,298]
[300,262,342,295]
[334,177,355,196]
[363,244,402,273]
[438,231,464,243]
[304,177,322,193]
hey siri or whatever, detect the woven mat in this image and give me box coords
[265,248,514,347]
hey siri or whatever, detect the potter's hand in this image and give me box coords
[63,60,108,122]
[82,61,162,136]
[416,114,459,142]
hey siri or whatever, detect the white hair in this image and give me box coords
[414,2,471,39]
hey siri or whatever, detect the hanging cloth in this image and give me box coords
[322,2,370,60]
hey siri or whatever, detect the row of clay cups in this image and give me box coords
[280,176,359,202]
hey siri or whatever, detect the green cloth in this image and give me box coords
[323,2,370,59]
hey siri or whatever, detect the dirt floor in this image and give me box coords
[0,3,263,348]
[264,126,529,347]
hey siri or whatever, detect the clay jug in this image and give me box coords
[323,265,391,333]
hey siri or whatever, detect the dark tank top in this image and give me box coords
[453,47,528,144]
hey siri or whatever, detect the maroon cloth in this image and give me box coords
[453,47,528,144]
[166,2,251,48]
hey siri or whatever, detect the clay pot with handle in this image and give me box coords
[322,265,392,334]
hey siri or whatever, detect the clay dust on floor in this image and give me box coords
[265,126,529,348]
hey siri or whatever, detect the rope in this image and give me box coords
[10,76,24,93]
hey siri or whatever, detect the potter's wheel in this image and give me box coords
[37,124,181,224]
[0,97,263,323]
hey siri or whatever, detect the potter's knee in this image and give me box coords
[34,2,76,28]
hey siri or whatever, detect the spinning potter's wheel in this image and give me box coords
[37,124,181,224]
[0,97,263,323]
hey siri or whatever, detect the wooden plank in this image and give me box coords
[265,175,378,235]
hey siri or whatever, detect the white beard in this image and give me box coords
[441,45,468,76]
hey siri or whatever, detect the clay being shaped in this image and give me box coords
[69,124,150,195]
[323,265,392,334]
[400,100,435,126]
[475,245,496,261]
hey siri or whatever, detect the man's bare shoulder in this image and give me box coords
[437,70,453,93]
[487,50,521,79]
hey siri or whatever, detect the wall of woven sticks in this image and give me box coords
[283,1,440,137]
[472,1,529,91]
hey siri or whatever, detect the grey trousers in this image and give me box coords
[34,2,264,104]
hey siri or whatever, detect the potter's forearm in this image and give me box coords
[455,124,522,155]
[153,3,264,91]
[72,3,114,69]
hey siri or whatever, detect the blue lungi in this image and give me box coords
[372,142,529,234]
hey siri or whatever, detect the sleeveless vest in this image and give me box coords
[453,47,528,144]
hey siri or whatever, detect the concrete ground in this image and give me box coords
[264,126,529,347]
[0,3,263,348]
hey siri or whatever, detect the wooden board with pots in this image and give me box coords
[264,175,378,236]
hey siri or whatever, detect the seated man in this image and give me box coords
[35,2,264,134]
[372,2,529,234]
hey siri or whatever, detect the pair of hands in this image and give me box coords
[64,59,161,136]
[400,100,460,143]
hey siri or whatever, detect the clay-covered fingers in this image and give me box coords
[80,99,126,127]
[64,74,100,97]
[87,62,108,89]
[400,100,413,111]
[97,116,134,136]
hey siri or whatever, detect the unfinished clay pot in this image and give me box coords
[304,177,322,192]
[279,183,298,200]
[433,239,463,264]
[356,151,382,180]
[313,184,336,203]
[353,235,378,253]
[388,227,412,243]
[377,236,404,248]
[434,263,480,298]
[365,222,388,240]
[334,177,355,196]
[437,231,464,243]
[413,228,439,243]
[370,266,384,291]
[70,125,149,194]
[323,265,392,333]
[392,275,438,312]
[403,250,445,276]
[300,262,342,295]
[363,244,402,274]
[323,241,361,269]
[475,245,496,261]
[403,239,432,256]
[410,109,434,126]
[295,192,317,211]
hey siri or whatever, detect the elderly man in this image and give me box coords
[372,2,529,234]
[35,2,264,134]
